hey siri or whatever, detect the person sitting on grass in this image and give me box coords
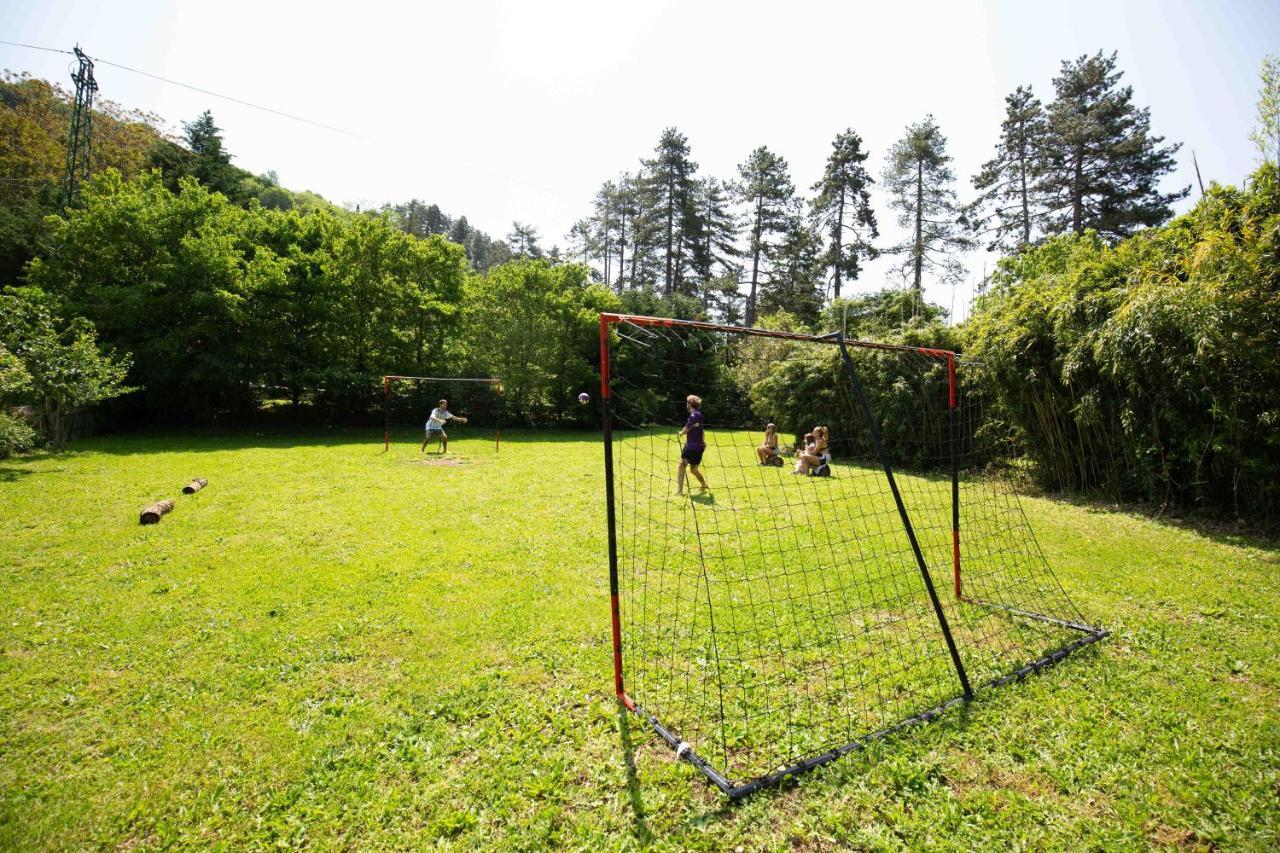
[794,432,817,475]
[757,422,780,465]
[676,394,710,496]
[809,425,832,476]
[421,398,468,454]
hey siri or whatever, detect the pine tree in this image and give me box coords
[735,146,796,325]
[424,204,450,235]
[761,215,824,326]
[1038,52,1187,240]
[1251,54,1280,166]
[811,129,878,300]
[507,222,542,259]
[969,86,1046,251]
[637,128,699,295]
[448,216,472,250]
[882,115,970,297]
[689,177,740,310]
[181,111,238,197]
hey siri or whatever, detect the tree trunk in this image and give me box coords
[913,160,924,294]
[1018,127,1031,245]
[140,499,175,525]
[747,197,763,326]
[183,478,208,494]
[1071,146,1084,234]
[833,188,846,299]
[664,176,675,295]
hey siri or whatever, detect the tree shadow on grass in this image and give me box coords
[0,466,36,482]
[1025,488,1280,551]
[53,427,600,456]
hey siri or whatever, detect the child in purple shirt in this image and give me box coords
[677,394,710,496]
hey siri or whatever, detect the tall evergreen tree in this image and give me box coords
[1037,52,1187,240]
[969,86,1047,251]
[761,214,824,326]
[448,216,472,250]
[811,129,878,300]
[735,146,796,325]
[882,115,970,297]
[637,128,699,295]
[180,111,239,198]
[689,177,740,309]
[506,221,542,259]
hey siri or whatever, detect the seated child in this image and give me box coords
[757,423,780,465]
[794,432,816,474]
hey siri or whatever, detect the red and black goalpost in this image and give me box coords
[599,312,1107,799]
[382,375,503,453]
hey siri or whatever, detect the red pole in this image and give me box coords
[948,355,961,598]
[383,376,390,452]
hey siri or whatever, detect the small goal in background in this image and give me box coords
[382,375,503,454]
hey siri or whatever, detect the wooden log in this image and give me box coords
[182,477,208,494]
[139,499,175,525]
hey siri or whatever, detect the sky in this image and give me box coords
[3,0,1277,318]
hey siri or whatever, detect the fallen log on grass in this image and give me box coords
[182,477,208,494]
[139,499,175,525]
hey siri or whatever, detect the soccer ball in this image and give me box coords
[578,392,590,404]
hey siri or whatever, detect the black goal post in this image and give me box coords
[598,312,1107,799]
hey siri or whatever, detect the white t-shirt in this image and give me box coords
[426,408,455,430]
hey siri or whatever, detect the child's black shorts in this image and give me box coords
[681,446,705,466]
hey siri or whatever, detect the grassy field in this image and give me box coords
[1,428,1277,849]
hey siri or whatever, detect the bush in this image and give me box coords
[967,163,1280,518]
[0,410,35,458]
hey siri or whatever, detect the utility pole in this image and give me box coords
[60,45,98,210]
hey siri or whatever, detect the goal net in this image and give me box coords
[599,313,1106,799]
[382,376,503,454]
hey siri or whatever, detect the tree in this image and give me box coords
[507,221,543,259]
[811,130,878,300]
[736,146,796,325]
[1037,52,1187,240]
[0,286,132,447]
[462,260,617,423]
[882,116,971,299]
[180,110,241,199]
[761,215,823,326]
[26,170,284,419]
[689,177,740,310]
[637,128,699,295]
[969,86,1047,251]
[1251,54,1280,166]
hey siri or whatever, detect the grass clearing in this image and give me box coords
[1,428,1278,848]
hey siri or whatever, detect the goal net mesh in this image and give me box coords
[602,315,1105,797]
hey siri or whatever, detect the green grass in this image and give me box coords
[1,429,1277,849]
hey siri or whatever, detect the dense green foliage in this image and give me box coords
[968,163,1280,517]
[19,170,608,427]
[0,286,130,452]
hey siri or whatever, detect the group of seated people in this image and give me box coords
[756,423,832,476]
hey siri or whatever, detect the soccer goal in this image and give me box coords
[599,312,1107,799]
[382,375,503,454]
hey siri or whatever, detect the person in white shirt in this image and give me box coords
[421,398,468,453]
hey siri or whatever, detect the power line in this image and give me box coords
[0,39,379,142]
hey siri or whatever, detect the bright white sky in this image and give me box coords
[3,0,1277,318]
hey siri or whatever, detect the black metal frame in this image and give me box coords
[599,312,1108,800]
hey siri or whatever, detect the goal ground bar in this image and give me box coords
[621,623,1107,799]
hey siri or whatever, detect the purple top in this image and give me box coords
[684,410,705,450]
